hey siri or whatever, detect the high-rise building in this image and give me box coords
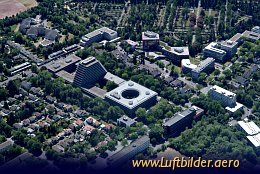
[73,57,107,88]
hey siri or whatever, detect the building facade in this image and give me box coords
[107,136,150,167]
[73,57,107,88]
[191,57,215,81]
[142,31,160,50]
[163,107,196,136]
[80,27,118,47]
[203,42,227,62]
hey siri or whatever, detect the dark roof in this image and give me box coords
[21,81,32,91]
[20,18,32,30]
[45,30,58,41]
[163,107,196,127]
[170,79,183,87]
[164,76,174,83]
[235,76,248,85]
[26,27,39,36]
[243,69,252,79]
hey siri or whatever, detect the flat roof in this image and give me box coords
[45,54,81,73]
[192,57,215,73]
[204,42,226,54]
[117,115,136,126]
[238,120,260,135]
[99,27,117,35]
[105,81,158,109]
[230,33,242,42]
[181,59,197,69]
[247,133,260,148]
[225,102,244,113]
[10,62,31,72]
[0,140,13,150]
[242,30,260,41]
[163,107,195,127]
[108,136,149,164]
[104,72,126,85]
[210,85,236,98]
[221,40,238,48]
[142,31,159,40]
[56,70,75,83]
[170,47,189,56]
[85,86,107,99]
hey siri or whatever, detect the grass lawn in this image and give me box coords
[11,24,17,32]
[190,57,201,65]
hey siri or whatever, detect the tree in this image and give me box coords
[149,124,164,145]
[106,81,117,91]
[135,108,147,123]
[213,69,220,76]
[198,72,207,84]
[7,80,19,96]
[121,139,128,147]
[223,69,232,79]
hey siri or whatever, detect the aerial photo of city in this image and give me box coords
[0,0,259,174]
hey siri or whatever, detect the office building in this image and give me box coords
[163,107,196,136]
[220,40,239,57]
[162,47,190,64]
[73,57,107,88]
[0,140,13,153]
[80,27,118,47]
[45,54,81,73]
[191,57,215,81]
[142,31,160,50]
[107,136,150,167]
[230,33,243,44]
[117,115,137,127]
[242,30,260,42]
[181,59,197,74]
[247,133,260,149]
[203,42,227,62]
[105,81,157,116]
[252,26,260,34]
[237,120,260,136]
[9,62,31,76]
[209,85,243,114]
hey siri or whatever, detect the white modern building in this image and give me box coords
[247,134,260,149]
[181,59,197,74]
[209,85,243,114]
[237,121,260,135]
[80,27,118,47]
[203,42,227,62]
[220,40,239,57]
[105,81,158,116]
[191,57,215,81]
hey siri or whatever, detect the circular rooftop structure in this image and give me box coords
[122,89,140,99]
[105,80,158,110]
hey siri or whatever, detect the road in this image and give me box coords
[117,1,129,27]
[224,0,228,31]
[0,69,33,87]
